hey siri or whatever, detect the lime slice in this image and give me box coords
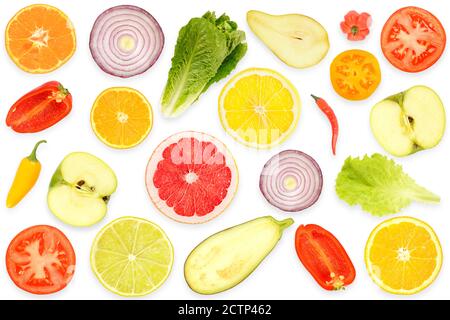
[91,216,174,296]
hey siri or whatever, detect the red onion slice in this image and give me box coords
[89,5,164,78]
[260,150,323,212]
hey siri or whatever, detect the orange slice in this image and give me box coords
[91,87,153,149]
[365,216,442,295]
[5,4,76,73]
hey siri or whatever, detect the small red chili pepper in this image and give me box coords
[311,95,339,155]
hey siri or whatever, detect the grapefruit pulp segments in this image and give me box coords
[146,131,238,224]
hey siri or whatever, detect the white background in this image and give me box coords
[0,0,449,300]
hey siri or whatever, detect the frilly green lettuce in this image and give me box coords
[336,154,439,216]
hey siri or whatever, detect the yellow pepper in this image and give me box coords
[6,140,46,208]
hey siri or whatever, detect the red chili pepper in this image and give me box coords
[295,224,356,290]
[6,81,72,133]
[311,95,339,155]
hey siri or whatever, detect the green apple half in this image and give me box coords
[370,86,445,157]
[247,10,329,69]
[48,152,117,227]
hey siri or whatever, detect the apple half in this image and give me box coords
[370,86,445,157]
[48,152,117,227]
[247,10,329,68]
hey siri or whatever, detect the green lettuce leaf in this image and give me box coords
[202,43,247,94]
[335,154,439,216]
[161,12,246,117]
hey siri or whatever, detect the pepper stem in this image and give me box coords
[57,83,70,96]
[54,84,69,103]
[351,26,359,36]
[311,94,320,102]
[27,140,47,162]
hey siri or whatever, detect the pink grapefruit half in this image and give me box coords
[145,131,238,224]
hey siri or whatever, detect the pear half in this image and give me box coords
[370,86,445,157]
[247,10,329,68]
[48,152,117,227]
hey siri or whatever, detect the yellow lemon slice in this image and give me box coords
[219,68,301,149]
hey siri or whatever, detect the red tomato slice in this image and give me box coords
[6,225,76,294]
[381,6,446,73]
[6,81,72,133]
[295,224,355,290]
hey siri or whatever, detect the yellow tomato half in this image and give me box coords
[330,49,381,101]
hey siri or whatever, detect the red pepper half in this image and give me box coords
[311,95,339,155]
[295,224,355,290]
[6,81,72,133]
